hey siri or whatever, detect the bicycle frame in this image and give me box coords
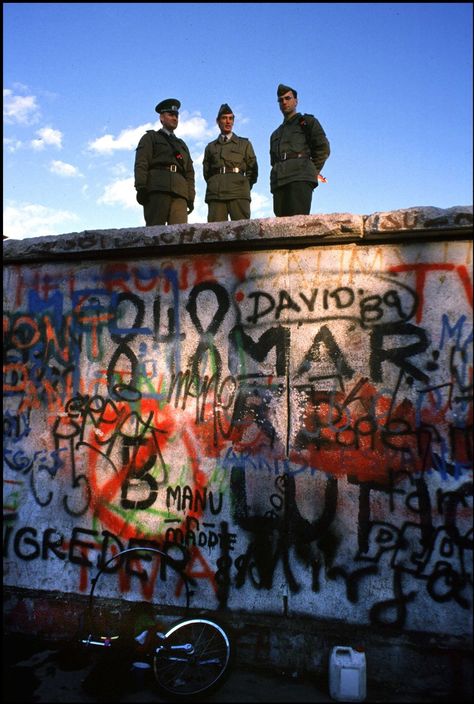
[81,546,192,641]
[79,547,232,699]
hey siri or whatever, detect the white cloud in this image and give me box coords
[88,124,154,154]
[175,113,215,141]
[191,149,205,167]
[31,127,63,150]
[49,160,83,178]
[97,173,208,223]
[236,113,250,125]
[88,113,215,155]
[3,202,80,239]
[188,201,210,225]
[97,177,139,209]
[110,162,131,177]
[249,191,273,218]
[3,88,40,125]
[3,137,23,153]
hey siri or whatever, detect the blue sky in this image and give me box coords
[3,2,473,239]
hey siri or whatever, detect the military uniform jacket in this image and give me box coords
[134,129,195,203]
[270,113,330,193]
[203,134,258,202]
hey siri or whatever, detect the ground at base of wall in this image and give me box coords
[2,634,471,703]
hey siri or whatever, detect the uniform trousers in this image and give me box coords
[144,192,188,226]
[207,199,250,222]
[272,181,314,217]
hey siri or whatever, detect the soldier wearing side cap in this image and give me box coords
[203,103,258,222]
[134,98,195,226]
[270,84,330,217]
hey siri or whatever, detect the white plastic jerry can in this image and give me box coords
[329,645,367,702]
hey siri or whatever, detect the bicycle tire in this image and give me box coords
[153,618,232,699]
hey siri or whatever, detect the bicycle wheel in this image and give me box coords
[153,618,231,699]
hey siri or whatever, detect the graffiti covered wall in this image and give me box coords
[3,207,473,642]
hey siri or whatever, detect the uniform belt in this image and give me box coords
[212,167,245,175]
[153,164,179,172]
[277,152,310,161]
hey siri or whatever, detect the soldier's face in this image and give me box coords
[278,91,298,117]
[218,114,234,135]
[160,111,179,131]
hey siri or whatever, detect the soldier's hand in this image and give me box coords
[187,202,194,214]
[136,188,148,206]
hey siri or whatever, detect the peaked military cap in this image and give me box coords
[277,83,297,98]
[155,98,181,114]
[217,103,234,118]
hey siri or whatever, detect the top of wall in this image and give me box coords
[3,205,472,263]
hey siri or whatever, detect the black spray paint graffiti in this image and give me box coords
[3,263,472,627]
[51,390,169,515]
[3,278,452,420]
[207,468,473,626]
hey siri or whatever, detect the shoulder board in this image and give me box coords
[299,114,316,126]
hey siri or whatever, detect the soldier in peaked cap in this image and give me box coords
[270,84,330,217]
[134,98,195,226]
[203,103,258,222]
[155,98,181,114]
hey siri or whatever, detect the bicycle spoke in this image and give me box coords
[153,619,231,697]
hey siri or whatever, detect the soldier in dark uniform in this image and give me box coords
[203,103,258,222]
[134,98,195,226]
[270,84,330,217]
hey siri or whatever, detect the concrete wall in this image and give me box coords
[3,206,473,686]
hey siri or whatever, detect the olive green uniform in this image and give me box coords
[270,112,330,216]
[134,129,195,226]
[203,134,258,221]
